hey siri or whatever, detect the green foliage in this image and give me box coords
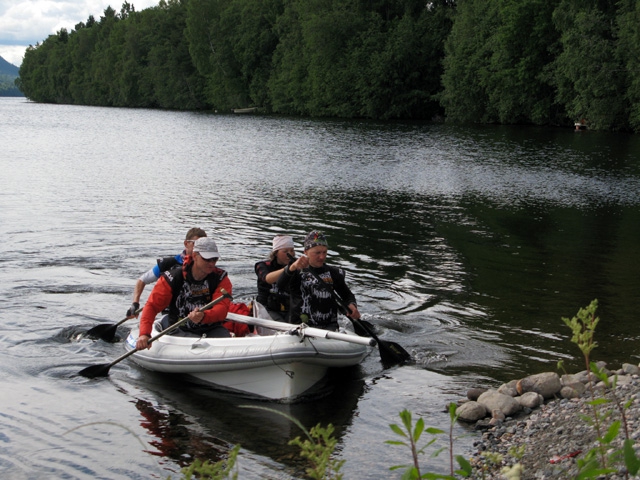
[616,0,640,132]
[561,298,599,364]
[185,0,283,111]
[562,300,640,478]
[441,0,562,125]
[440,0,499,123]
[386,407,472,479]
[549,0,628,131]
[15,0,640,129]
[289,423,345,480]
[180,444,240,480]
[19,2,208,108]
[239,404,344,479]
[0,74,23,96]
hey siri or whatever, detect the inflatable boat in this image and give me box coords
[124,309,374,401]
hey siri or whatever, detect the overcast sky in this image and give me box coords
[0,0,160,67]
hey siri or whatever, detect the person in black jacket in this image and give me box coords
[254,235,296,321]
[277,230,360,331]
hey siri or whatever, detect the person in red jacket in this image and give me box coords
[135,237,233,350]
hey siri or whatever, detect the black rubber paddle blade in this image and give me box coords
[351,318,411,366]
[378,340,412,367]
[85,324,117,342]
[78,364,112,378]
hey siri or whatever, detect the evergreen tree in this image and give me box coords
[616,0,640,132]
[550,0,627,130]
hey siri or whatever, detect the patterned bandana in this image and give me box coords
[303,231,328,251]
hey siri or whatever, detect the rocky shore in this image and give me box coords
[454,362,640,479]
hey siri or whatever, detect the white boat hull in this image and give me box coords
[125,322,369,401]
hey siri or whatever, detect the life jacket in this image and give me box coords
[255,259,290,312]
[162,260,227,335]
[164,259,251,337]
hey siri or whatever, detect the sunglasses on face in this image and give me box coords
[198,254,218,263]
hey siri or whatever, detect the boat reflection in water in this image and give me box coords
[132,367,366,477]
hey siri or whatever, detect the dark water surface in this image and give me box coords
[1,97,639,479]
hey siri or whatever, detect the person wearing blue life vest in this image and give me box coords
[125,227,207,318]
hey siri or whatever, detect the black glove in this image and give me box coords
[126,302,140,317]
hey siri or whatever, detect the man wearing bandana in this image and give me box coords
[277,230,361,331]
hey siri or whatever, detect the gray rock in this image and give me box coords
[517,372,562,398]
[622,363,640,375]
[517,391,544,408]
[593,360,610,376]
[612,374,633,386]
[561,373,583,385]
[477,389,521,417]
[457,401,488,422]
[560,385,583,399]
[497,383,518,397]
[573,370,591,383]
[467,387,487,401]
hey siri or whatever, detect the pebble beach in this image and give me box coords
[460,363,640,479]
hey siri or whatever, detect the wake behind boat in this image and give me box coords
[124,304,373,401]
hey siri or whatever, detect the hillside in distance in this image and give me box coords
[0,55,19,75]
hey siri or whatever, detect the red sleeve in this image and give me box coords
[139,276,173,336]
[202,275,233,324]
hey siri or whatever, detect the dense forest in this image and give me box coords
[0,55,23,96]
[16,0,640,132]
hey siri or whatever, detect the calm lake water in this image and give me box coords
[1,96,639,479]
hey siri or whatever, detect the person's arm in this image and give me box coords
[255,261,282,285]
[136,276,173,349]
[333,268,361,320]
[264,267,285,284]
[127,266,161,317]
[132,279,146,304]
[277,255,308,290]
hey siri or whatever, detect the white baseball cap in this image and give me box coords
[193,237,220,259]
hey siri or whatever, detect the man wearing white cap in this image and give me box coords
[136,237,233,350]
[254,235,296,321]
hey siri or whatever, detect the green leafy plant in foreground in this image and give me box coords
[180,444,240,479]
[386,405,472,479]
[240,405,344,479]
[562,299,640,479]
[289,423,345,480]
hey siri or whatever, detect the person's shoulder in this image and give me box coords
[326,265,346,278]
[163,264,183,283]
[157,254,181,271]
[211,266,229,279]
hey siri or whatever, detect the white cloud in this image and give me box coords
[0,45,27,67]
[0,1,160,66]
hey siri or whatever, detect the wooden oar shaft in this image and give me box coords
[226,312,376,347]
[118,306,143,325]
